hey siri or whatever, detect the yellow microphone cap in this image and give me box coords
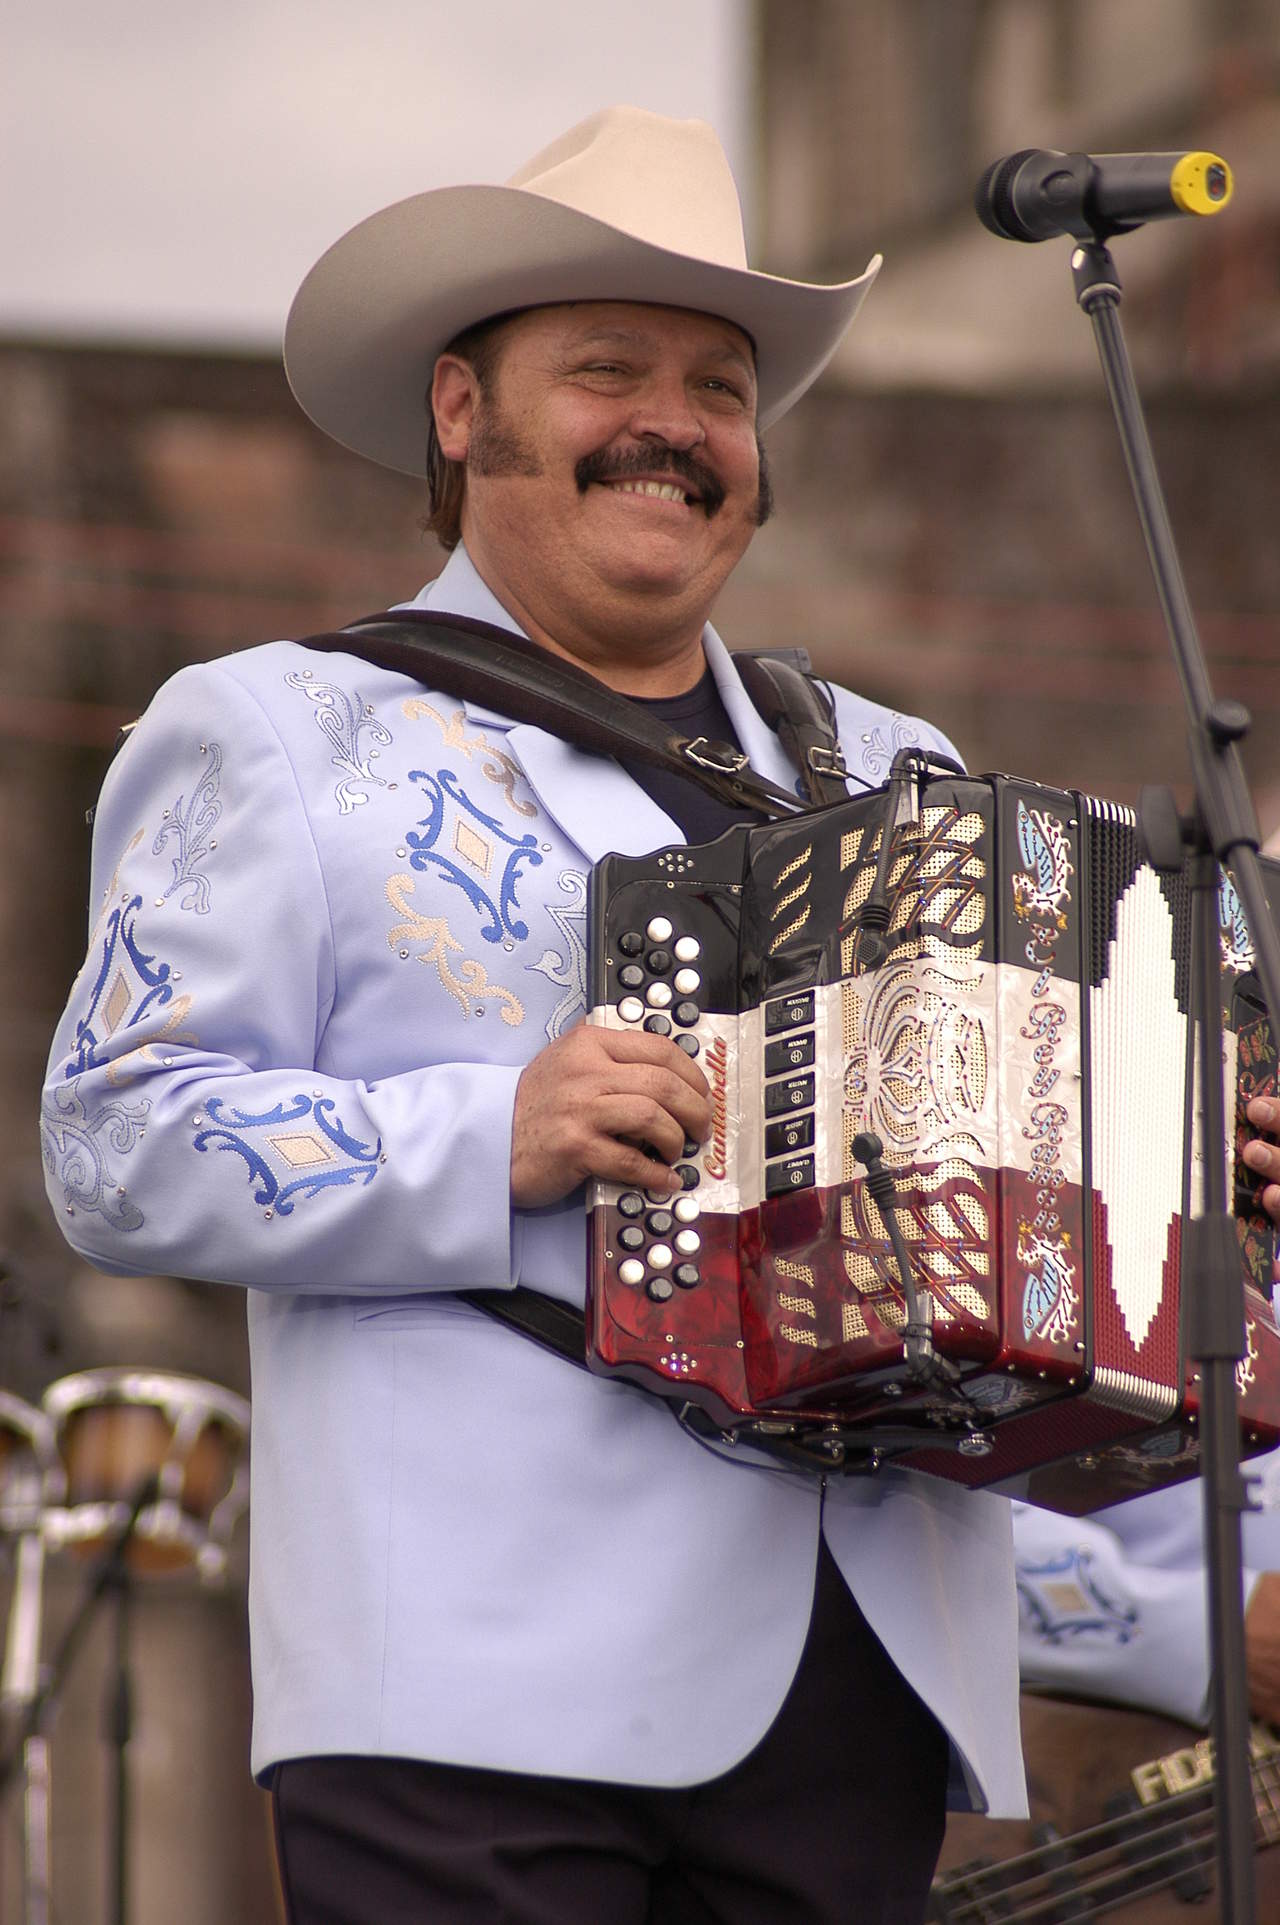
[1171,152,1233,215]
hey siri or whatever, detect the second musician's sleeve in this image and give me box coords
[40,657,522,1298]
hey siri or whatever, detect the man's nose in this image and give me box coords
[625,379,706,452]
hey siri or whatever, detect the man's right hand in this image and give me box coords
[510,1025,713,1209]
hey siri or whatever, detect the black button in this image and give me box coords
[764,1074,815,1118]
[618,964,646,990]
[619,930,644,956]
[765,992,815,1035]
[674,1264,700,1289]
[766,1154,816,1197]
[674,1164,700,1190]
[646,1275,674,1302]
[618,1224,645,1251]
[675,1035,699,1058]
[682,1139,699,1159]
[618,1192,645,1218]
[766,1113,814,1158]
[643,1014,672,1035]
[765,1032,815,1076]
[673,1001,700,1027]
[645,1210,674,1236]
[646,949,672,975]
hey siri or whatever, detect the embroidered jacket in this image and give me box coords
[42,547,1025,1814]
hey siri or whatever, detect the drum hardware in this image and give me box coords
[0,1369,250,1925]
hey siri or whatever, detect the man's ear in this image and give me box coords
[431,355,480,461]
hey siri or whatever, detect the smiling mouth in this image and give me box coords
[602,478,695,505]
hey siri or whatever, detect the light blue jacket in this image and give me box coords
[41,548,1025,1814]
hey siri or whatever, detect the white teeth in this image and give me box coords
[609,479,688,503]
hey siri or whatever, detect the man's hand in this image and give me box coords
[1246,1570,1280,1725]
[510,1025,713,1209]
[1244,1096,1280,1284]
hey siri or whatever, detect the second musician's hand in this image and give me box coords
[510,1024,712,1209]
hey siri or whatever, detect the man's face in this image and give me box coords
[443,302,765,656]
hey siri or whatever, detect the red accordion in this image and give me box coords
[585,768,1280,1513]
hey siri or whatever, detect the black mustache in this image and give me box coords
[575,444,726,516]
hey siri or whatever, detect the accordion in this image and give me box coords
[585,766,1280,1514]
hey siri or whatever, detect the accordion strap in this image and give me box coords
[297,608,839,816]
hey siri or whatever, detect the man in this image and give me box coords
[38,107,1280,1923]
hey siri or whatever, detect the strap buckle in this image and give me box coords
[806,745,848,779]
[683,736,750,776]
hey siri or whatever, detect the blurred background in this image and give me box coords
[2,0,1278,1916]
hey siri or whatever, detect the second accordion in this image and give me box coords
[585,763,1280,1514]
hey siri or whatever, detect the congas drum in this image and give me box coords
[42,1369,249,1578]
[0,1390,62,1534]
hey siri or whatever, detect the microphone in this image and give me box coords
[975,148,1233,243]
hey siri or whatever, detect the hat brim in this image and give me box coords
[283,184,880,477]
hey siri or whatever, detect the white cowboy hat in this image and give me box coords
[283,105,881,477]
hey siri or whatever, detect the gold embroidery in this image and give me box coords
[401,701,537,818]
[386,875,524,1026]
[106,995,199,1086]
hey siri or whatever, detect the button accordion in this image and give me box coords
[585,766,1280,1513]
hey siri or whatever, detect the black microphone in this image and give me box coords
[975,148,1233,243]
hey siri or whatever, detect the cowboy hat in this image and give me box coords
[283,105,880,477]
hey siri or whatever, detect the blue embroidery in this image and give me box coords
[1016,1548,1138,1645]
[193,1094,382,1214]
[153,742,223,912]
[40,1080,150,1230]
[859,717,929,784]
[67,897,176,1078]
[405,769,542,945]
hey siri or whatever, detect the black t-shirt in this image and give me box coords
[618,669,769,846]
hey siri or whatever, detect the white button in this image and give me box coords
[645,981,673,1008]
[648,1244,673,1269]
[673,968,701,996]
[674,1230,701,1256]
[674,936,701,962]
[673,1195,701,1222]
[618,996,645,1022]
[618,1259,645,1285]
[646,915,674,943]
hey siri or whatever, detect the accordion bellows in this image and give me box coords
[586,770,1280,1514]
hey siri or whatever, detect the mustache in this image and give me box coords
[574,443,727,517]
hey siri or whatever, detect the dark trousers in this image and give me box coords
[271,1541,949,1924]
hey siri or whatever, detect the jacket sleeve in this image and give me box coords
[40,657,522,1297]
[1011,1493,1273,1728]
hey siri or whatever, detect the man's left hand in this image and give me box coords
[1244,1096,1280,1283]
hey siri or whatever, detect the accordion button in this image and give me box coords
[765,1074,815,1117]
[618,964,646,990]
[618,1225,645,1251]
[618,997,645,1023]
[618,1259,645,1286]
[673,1001,700,1027]
[673,968,701,996]
[765,1032,815,1077]
[643,1014,672,1036]
[645,1210,674,1235]
[765,1154,816,1197]
[646,1275,675,1302]
[674,936,701,963]
[766,992,815,1035]
[674,1230,701,1256]
[618,1192,646,1218]
[646,948,672,974]
[649,1244,673,1270]
[646,982,674,1008]
[646,916,675,943]
[675,1035,700,1058]
[618,930,645,956]
[673,1195,701,1222]
[674,1164,700,1190]
[675,1264,700,1289]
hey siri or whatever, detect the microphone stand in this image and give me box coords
[1066,235,1280,1925]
